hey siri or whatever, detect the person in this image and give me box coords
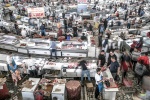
[107,51,117,66]
[103,19,108,30]
[8,63,21,86]
[0,20,3,29]
[138,6,141,16]
[127,18,131,29]
[26,54,37,77]
[121,51,132,80]
[75,59,91,85]
[73,25,78,37]
[57,28,63,37]
[130,37,143,52]
[131,48,141,71]
[99,24,104,35]
[40,24,46,36]
[14,21,19,35]
[137,52,149,67]
[50,38,58,59]
[124,12,128,20]
[108,56,120,80]
[34,85,44,100]
[6,52,14,66]
[80,33,87,41]
[64,18,67,33]
[21,28,27,38]
[98,33,102,48]
[97,50,106,67]
[95,68,104,99]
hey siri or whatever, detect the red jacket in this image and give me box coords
[137,56,149,66]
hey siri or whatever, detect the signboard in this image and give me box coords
[77,0,87,3]
[27,7,45,18]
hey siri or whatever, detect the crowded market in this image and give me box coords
[0,0,150,100]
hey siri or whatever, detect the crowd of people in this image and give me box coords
[0,0,150,99]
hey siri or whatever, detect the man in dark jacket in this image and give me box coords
[98,50,106,67]
[107,51,117,66]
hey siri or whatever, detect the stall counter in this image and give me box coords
[103,68,119,100]
[22,78,40,100]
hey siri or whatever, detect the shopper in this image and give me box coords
[72,24,78,37]
[75,59,91,85]
[98,33,102,48]
[107,51,117,66]
[50,38,58,59]
[97,50,106,67]
[95,68,104,99]
[121,51,132,80]
[103,19,108,30]
[108,56,120,80]
[26,54,37,77]
[131,48,141,71]
[40,24,46,36]
[34,85,44,100]
[137,52,149,68]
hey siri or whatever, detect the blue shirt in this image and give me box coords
[9,64,17,73]
[110,61,119,73]
[50,41,56,49]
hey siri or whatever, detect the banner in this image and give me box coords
[27,7,45,18]
[77,0,87,3]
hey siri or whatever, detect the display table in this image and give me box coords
[51,84,66,100]
[21,78,40,100]
[102,69,119,100]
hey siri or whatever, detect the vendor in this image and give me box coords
[21,28,27,38]
[40,24,46,36]
[50,38,58,59]
[25,54,37,78]
[75,59,91,85]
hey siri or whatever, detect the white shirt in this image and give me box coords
[95,72,103,85]
[21,29,27,37]
[6,55,13,64]
[25,58,36,70]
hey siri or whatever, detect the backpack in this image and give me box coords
[135,62,147,76]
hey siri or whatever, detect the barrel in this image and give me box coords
[66,80,81,100]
